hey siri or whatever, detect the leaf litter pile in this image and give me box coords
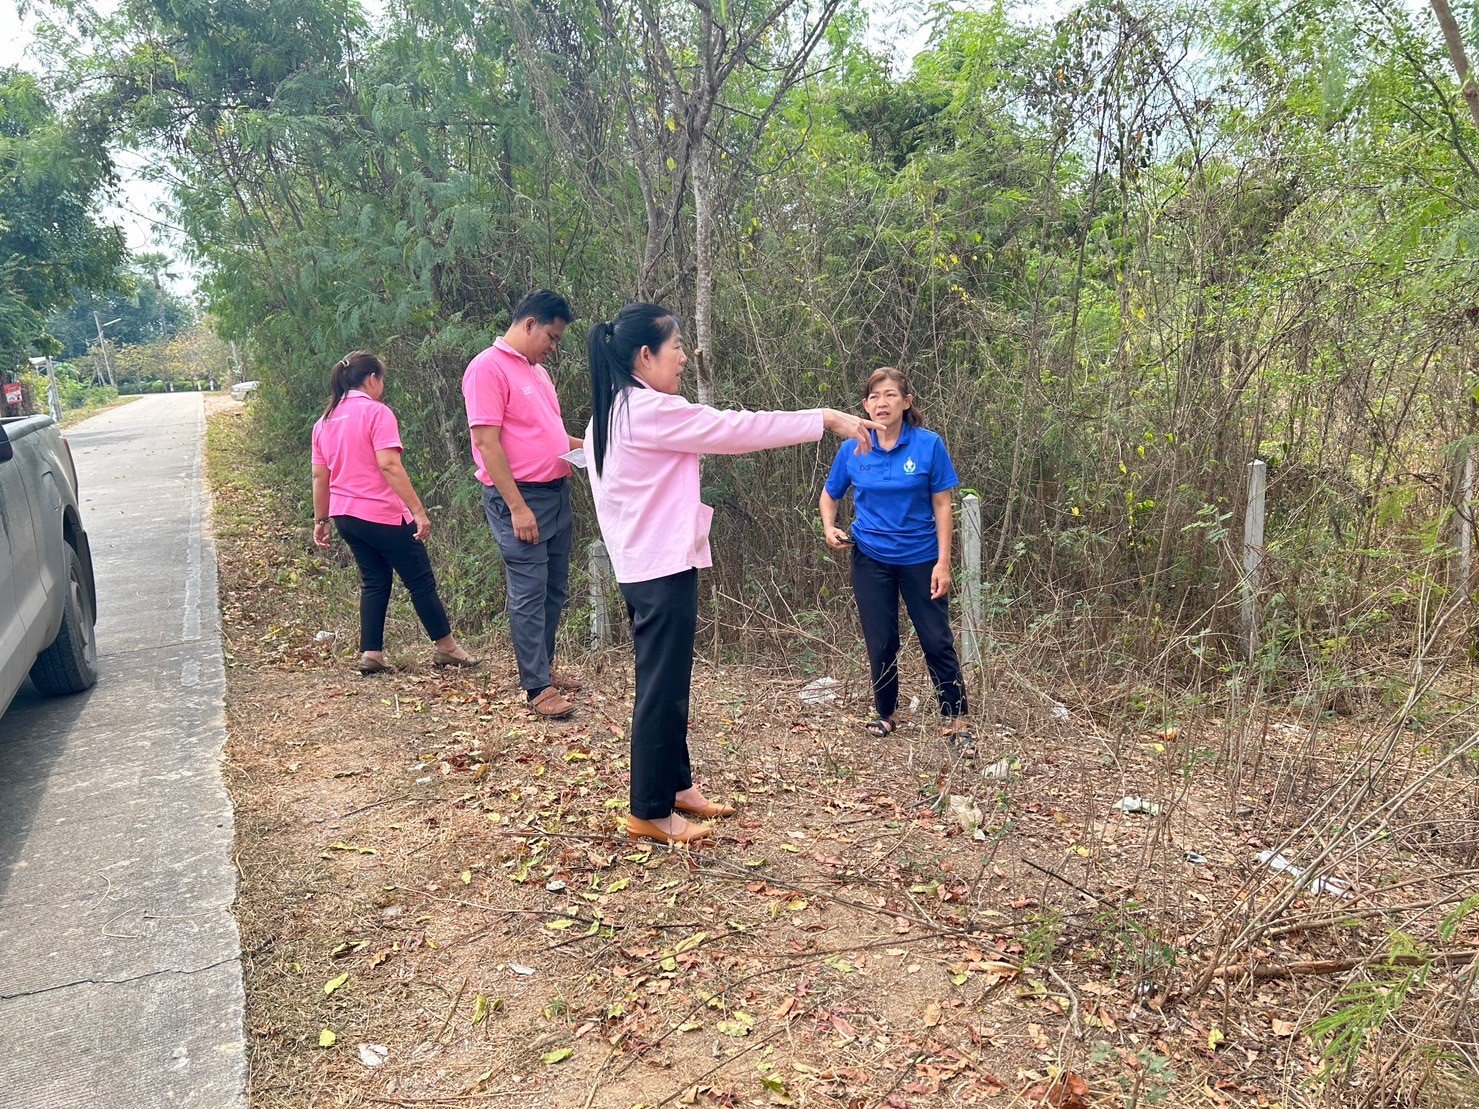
[209,408,1479,1107]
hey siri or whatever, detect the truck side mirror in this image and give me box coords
[0,425,11,464]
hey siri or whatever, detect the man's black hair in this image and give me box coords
[511,289,574,326]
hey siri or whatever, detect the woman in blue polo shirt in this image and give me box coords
[819,367,971,750]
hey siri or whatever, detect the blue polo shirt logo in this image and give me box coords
[823,425,960,565]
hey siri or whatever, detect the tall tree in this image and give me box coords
[0,68,124,366]
[47,267,197,359]
[530,0,844,401]
[1430,0,1479,130]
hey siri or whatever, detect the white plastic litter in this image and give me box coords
[358,1044,389,1068]
[313,630,336,642]
[946,794,983,836]
[1256,850,1349,898]
[798,677,841,706]
[1113,796,1161,816]
[981,759,1011,779]
[1050,702,1070,723]
[1184,851,1207,866]
[509,963,536,976]
[545,879,567,893]
[559,446,587,469]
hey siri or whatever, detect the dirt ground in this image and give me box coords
[208,407,1479,1108]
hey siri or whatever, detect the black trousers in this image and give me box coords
[619,570,698,820]
[334,515,452,652]
[851,547,968,720]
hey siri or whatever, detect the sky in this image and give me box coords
[0,0,1076,298]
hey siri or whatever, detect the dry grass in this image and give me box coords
[208,407,1479,1108]
[58,392,142,426]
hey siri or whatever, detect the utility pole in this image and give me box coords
[27,356,61,422]
[93,313,121,387]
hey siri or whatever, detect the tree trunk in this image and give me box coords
[692,141,716,405]
[1431,0,1479,131]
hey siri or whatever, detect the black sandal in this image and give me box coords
[942,720,976,758]
[864,717,897,738]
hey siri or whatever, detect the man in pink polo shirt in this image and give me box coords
[463,290,583,717]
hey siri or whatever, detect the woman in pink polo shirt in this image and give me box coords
[310,351,478,675]
[585,304,878,845]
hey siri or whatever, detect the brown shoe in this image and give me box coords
[359,654,394,676]
[674,798,736,819]
[551,668,583,693]
[432,649,481,669]
[529,686,575,718]
[626,815,712,845]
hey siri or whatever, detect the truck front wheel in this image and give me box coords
[29,545,99,696]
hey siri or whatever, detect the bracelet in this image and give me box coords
[315,516,329,524]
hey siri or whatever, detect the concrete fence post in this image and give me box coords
[1241,460,1268,661]
[960,493,983,670]
[588,539,613,651]
[1456,445,1475,600]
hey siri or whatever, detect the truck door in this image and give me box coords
[0,426,33,696]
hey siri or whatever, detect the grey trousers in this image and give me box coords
[481,479,573,692]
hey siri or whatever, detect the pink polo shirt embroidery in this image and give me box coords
[462,337,572,485]
[310,390,411,525]
[585,390,824,583]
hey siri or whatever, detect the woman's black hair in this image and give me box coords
[588,302,680,476]
[324,350,385,418]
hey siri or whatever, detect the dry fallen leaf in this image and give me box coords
[1023,1071,1091,1108]
[328,841,376,855]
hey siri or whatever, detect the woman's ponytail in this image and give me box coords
[586,306,678,476]
[324,350,386,418]
[588,322,619,477]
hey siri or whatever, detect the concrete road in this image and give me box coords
[0,395,246,1107]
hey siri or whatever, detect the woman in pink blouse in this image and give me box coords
[585,304,878,844]
[311,351,478,675]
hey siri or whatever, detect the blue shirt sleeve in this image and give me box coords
[929,435,959,494]
[823,443,854,499]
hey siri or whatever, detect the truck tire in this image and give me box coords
[29,545,99,696]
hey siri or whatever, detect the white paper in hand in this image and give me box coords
[560,447,587,470]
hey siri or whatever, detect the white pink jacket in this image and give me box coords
[584,389,824,584]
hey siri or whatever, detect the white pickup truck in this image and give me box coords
[0,415,99,716]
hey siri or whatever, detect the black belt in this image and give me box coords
[516,477,566,490]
